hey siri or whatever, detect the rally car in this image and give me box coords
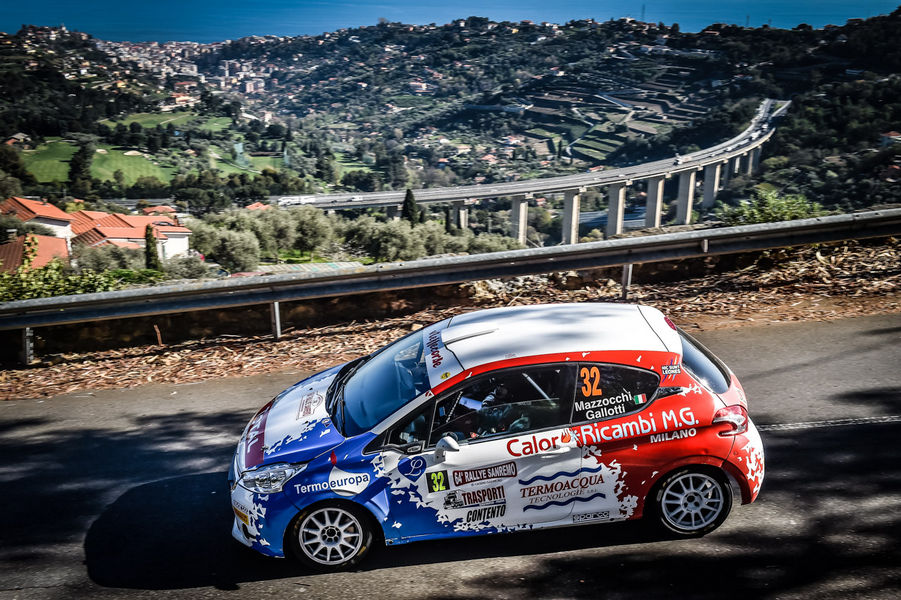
[229,303,764,570]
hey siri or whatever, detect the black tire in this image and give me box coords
[650,467,733,537]
[288,503,375,571]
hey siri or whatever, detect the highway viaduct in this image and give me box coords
[276,99,789,245]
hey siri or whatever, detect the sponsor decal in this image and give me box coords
[441,372,451,380]
[519,465,607,511]
[662,359,681,383]
[398,456,426,482]
[294,467,371,497]
[573,511,610,523]
[444,485,506,510]
[506,430,572,457]
[572,407,697,445]
[232,499,253,525]
[649,428,697,444]
[426,329,444,368]
[465,504,506,522]
[633,394,647,405]
[575,392,634,420]
[452,461,517,486]
[427,470,450,493]
[296,391,324,419]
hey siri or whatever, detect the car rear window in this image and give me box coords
[678,331,731,394]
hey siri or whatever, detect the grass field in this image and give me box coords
[91,145,176,184]
[21,139,76,182]
[197,116,233,133]
[103,112,198,129]
[21,138,176,184]
[334,152,374,176]
[249,156,284,170]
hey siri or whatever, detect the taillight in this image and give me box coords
[713,405,748,436]
[663,316,677,331]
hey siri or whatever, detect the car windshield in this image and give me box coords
[341,329,431,436]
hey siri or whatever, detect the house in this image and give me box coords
[0,233,69,273]
[0,197,73,241]
[70,210,192,259]
[141,205,178,217]
[246,202,272,211]
[880,131,901,147]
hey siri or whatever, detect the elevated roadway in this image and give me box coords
[277,99,788,243]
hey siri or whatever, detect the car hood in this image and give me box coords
[241,364,346,469]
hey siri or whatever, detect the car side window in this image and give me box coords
[386,401,433,447]
[429,364,575,445]
[572,364,660,423]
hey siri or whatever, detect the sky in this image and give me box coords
[3,0,898,42]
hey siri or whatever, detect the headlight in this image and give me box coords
[238,463,306,494]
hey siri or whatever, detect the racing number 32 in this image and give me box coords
[427,470,448,493]
[580,366,603,398]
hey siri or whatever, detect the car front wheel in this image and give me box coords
[289,503,374,570]
[651,468,733,536]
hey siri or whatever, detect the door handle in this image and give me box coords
[541,446,572,457]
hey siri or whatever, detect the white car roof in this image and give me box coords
[440,303,680,369]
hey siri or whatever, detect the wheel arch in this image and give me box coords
[638,455,731,519]
[282,497,385,561]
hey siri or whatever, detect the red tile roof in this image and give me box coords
[0,234,69,273]
[246,202,273,211]
[1,197,73,223]
[141,205,177,215]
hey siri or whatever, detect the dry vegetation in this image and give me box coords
[1,239,898,400]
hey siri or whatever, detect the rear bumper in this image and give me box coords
[723,420,765,504]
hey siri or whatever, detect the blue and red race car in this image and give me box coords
[229,303,764,569]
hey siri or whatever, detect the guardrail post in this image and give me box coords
[562,189,581,244]
[606,183,626,237]
[621,263,633,301]
[676,170,697,225]
[645,176,665,228]
[20,327,34,365]
[702,163,722,209]
[270,302,282,340]
[452,200,469,229]
[510,195,528,245]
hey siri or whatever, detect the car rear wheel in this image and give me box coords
[652,468,732,536]
[290,503,374,570]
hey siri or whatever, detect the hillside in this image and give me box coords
[1,10,900,217]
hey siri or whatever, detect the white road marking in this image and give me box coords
[758,415,901,432]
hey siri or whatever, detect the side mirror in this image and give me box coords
[403,441,424,455]
[435,434,460,462]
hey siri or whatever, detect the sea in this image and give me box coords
[3,0,898,43]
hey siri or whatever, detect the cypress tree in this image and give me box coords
[144,224,163,271]
[401,188,419,224]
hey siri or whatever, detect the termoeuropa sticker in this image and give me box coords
[294,468,370,497]
[453,461,517,486]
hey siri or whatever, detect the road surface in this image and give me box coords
[1,313,899,599]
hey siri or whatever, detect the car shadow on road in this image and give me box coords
[83,471,664,590]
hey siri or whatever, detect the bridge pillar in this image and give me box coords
[562,189,581,244]
[386,205,401,220]
[741,152,753,176]
[702,163,722,209]
[731,155,741,176]
[720,159,732,186]
[645,176,665,228]
[452,200,469,229]
[606,183,626,237]
[675,170,697,225]
[751,146,762,171]
[510,195,528,246]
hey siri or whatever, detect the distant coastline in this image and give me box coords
[3,0,899,43]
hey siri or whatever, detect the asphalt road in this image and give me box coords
[2,313,900,599]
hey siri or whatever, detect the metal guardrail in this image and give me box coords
[1,208,899,332]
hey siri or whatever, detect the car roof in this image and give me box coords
[440,303,679,370]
